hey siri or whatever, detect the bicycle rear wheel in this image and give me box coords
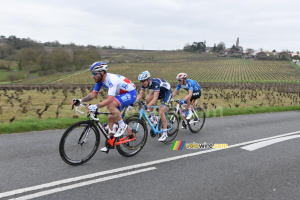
[158,111,179,144]
[59,121,100,166]
[188,107,205,133]
[117,118,148,157]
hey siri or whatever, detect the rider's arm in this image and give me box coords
[147,91,159,107]
[184,90,193,102]
[81,92,97,102]
[136,89,145,101]
[173,90,179,97]
[173,83,181,97]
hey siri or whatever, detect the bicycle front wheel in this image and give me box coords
[117,118,148,157]
[188,107,206,133]
[158,111,179,144]
[59,121,100,166]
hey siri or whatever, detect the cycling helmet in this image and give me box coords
[90,61,108,72]
[138,71,151,81]
[176,73,187,80]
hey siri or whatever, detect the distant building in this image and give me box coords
[0,38,7,46]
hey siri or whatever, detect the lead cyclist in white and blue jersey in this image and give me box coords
[71,61,137,152]
[172,73,201,120]
[135,71,172,142]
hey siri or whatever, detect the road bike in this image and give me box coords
[169,99,205,133]
[59,104,147,166]
[125,101,179,144]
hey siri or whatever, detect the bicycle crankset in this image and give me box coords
[150,129,156,138]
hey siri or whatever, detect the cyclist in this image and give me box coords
[172,73,201,120]
[135,71,172,142]
[72,61,137,152]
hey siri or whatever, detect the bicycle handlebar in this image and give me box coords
[73,104,111,122]
[170,99,181,104]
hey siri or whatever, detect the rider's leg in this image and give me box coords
[159,106,167,130]
[145,92,157,120]
[107,115,116,138]
[145,92,154,112]
[107,100,125,137]
[158,90,172,141]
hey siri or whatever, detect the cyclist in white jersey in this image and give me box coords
[72,61,137,152]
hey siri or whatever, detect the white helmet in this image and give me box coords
[90,61,108,72]
[138,71,151,81]
[176,73,187,80]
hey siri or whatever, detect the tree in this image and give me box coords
[73,49,101,70]
[217,42,226,52]
[50,49,71,72]
[212,43,217,52]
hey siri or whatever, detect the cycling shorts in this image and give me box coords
[190,90,201,101]
[114,90,137,111]
[160,89,172,108]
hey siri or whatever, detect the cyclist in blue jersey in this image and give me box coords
[172,73,201,120]
[72,61,137,152]
[135,71,172,142]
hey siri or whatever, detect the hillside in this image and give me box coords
[16,50,300,84]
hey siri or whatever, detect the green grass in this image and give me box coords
[205,105,300,118]
[291,61,300,70]
[1,105,300,134]
[0,70,9,81]
[0,116,106,134]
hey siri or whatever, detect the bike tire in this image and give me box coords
[117,118,148,157]
[188,107,206,133]
[59,121,100,166]
[168,107,181,123]
[158,111,179,144]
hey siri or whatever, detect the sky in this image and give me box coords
[1,0,299,52]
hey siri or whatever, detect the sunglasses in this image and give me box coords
[140,80,147,83]
[92,73,98,76]
[178,79,183,82]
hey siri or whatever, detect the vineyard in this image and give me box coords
[1,50,300,125]
[17,58,300,85]
[0,83,299,124]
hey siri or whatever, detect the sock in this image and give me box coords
[163,129,167,133]
[118,120,125,128]
[150,112,155,117]
[108,128,115,133]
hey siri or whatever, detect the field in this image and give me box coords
[1,50,300,125]
[0,83,299,124]
[15,50,300,85]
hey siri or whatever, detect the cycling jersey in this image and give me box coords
[142,78,171,99]
[92,73,136,96]
[176,79,201,92]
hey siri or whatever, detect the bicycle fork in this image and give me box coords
[78,126,91,145]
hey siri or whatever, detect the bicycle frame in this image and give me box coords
[133,105,173,136]
[76,104,136,148]
[174,99,200,123]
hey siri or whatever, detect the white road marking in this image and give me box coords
[9,167,157,200]
[1,130,299,199]
[241,134,300,151]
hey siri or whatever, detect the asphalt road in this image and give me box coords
[0,110,300,200]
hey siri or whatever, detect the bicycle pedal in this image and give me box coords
[105,149,110,154]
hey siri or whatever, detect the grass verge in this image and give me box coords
[0,105,299,134]
[205,105,300,118]
[0,116,108,135]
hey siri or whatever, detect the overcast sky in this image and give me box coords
[1,0,299,52]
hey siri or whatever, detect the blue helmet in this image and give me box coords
[138,71,150,81]
[90,61,108,72]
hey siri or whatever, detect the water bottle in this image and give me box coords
[151,116,159,126]
[103,123,109,133]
